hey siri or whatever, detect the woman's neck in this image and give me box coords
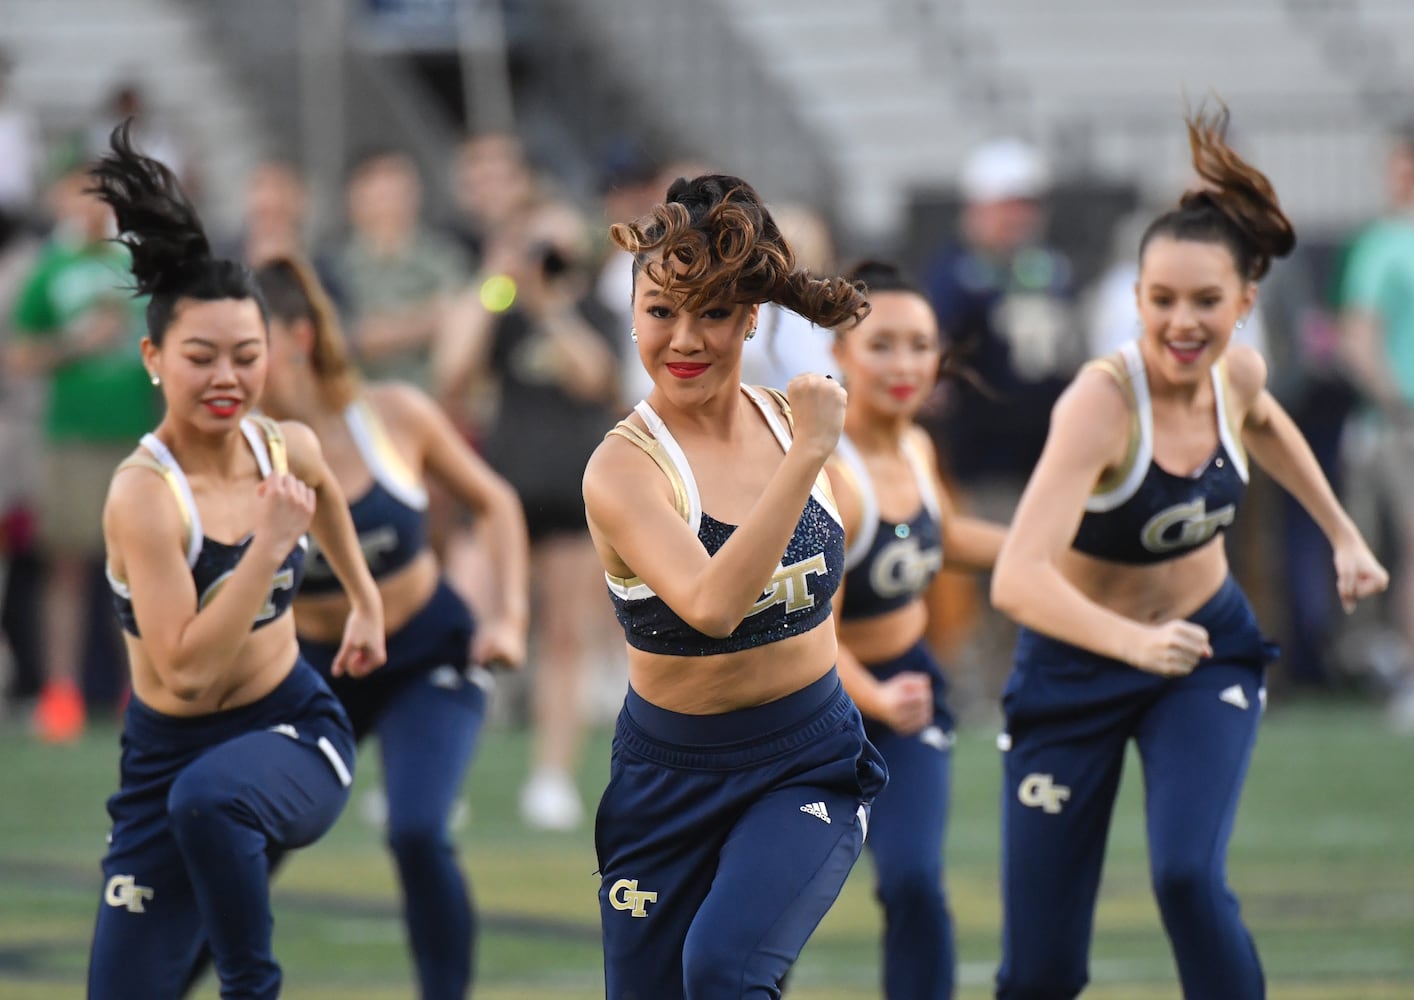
[843,405,911,454]
[153,419,252,480]
[647,380,749,442]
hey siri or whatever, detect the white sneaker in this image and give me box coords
[520,770,584,831]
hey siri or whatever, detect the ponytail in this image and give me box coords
[254,256,360,410]
[88,120,264,343]
[1139,102,1295,281]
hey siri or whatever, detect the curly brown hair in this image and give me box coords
[1140,101,1296,281]
[610,174,870,329]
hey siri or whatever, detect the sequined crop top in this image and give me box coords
[1071,341,1249,565]
[604,385,845,656]
[835,433,944,620]
[300,399,428,595]
[108,417,308,636]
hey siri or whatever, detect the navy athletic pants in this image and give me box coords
[596,668,888,1000]
[996,577,1273,1000]
[306,579,485,1000]
[88,660,354,1000]
[862,641,956,1000]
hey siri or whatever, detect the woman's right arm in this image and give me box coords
[105,467,314,702]
[989,371,1211,674]
[584,374,845,638]
[824,457,933,733]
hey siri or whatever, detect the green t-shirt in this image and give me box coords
[1341,217,1414,405]
[12,237,155,442]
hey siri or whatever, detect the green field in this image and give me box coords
[3,699,1412,999]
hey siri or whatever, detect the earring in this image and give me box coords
[630,327,638,344]
[1235,317,1247,331]
[745,327,757,341]
[149,372,160,386]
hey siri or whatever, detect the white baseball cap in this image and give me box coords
[960,138,1050,203]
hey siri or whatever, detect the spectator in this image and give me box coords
[1338,122,1414,712]
[0,51,39,226]
[437,199,621,830]
[5,146,155,741]
[334,148,471,389]
[920,138,1082,711]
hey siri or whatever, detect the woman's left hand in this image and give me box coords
[1334,538,1390,613]
[332,604,388,678]
[472,619,528,672]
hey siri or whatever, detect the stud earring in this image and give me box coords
[149,372,160,386]
[1235,316,1247,331]
[630,327,638,344]
[745,327,757,341]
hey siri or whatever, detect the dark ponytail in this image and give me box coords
[88,120,265,344]
[611,174,870,329]
[1139,102,1295,282]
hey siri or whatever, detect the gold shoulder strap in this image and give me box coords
[758,385,795,431]
[249,415,289,475]
[115,454,193,550]
[606,420,692,523]
[1086,354,1142,496]
[1215,356,1249,466]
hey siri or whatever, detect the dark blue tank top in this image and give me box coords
[108,419,307,636]
[605,386,845,656]
[836,434,944,620]
[1071,341,1249,565]
[300,400,428,595]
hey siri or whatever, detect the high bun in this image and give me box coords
[88,120,265,344]
[1139,102,1296,282]
[611,174,870,330]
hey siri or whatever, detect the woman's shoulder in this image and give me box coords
[1220,343,1268,407]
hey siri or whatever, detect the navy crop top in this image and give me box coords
[300,399,428,595]
[604,385,845,656]
[836,434,944,621]
[108,417,307,636]
[1071,341,1249,565]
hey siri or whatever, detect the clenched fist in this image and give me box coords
[786,372,847,461]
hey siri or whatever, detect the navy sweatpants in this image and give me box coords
[88,660,354,1000]
[304,579,485,1000]
[596,668,888,1000]
[862,642,956,1000]
[996,577,1274,1000]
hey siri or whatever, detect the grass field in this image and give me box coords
[2,697,1412,999]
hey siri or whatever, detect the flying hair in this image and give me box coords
[87,120,263,343]
[1141,101,1296,282]
[610,174,869,329]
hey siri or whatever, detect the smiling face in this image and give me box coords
[1135,235,1256,385]
[145,297,268,432]
[631,265,758,404]
[833,290,941,421]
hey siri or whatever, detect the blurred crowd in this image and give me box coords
[4,62,1414,819]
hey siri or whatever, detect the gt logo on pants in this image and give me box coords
[104,874,155,913]
[609,878,658,917]
[1018,773,1071,814]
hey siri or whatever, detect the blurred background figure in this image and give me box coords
[450,131,540,266]
[919,137,1081,715]
[85,79,196,196]
[0,50,39,231]
[334,147,471,390]
[437,198,622,830]
[1338,122,1414,718]
[591,138,663,408]
[4,144,153,741]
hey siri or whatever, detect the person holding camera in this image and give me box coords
[436,198,623,830]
